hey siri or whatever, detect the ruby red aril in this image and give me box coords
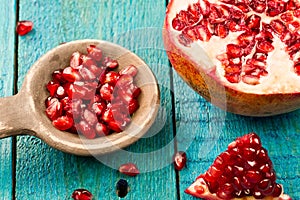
[185,133,291,200]
[16,20,33,36]
[45,99,62,121]
[70,52,83,70]
[164,0,300,116]
[52,115,73,131]
[87,44,103,61]
[102,56,119,69]
[173,151,187,171]
[119,65,138,77]
[46,81,60,97]
[71,189,93,200]
[118,163,140,176]
[45,45,141,138]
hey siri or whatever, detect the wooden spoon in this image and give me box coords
[0,39,160,156]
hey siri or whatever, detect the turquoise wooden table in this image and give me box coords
[0,0,299,199]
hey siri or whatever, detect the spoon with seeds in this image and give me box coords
[0,39,160,156]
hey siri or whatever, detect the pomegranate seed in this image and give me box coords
[62,67,81,82]
[90,101,106,116]
[95,122,109,136]
[46,80,60,97]
[100,83,114,101]
[102,57,119,69]
[236,2,250,13]
[267,0,286,17]
[83,109,98,126]
[193,24,212,42]
[128,98,139,114]
[79,67,96,80]
[101,106,114,123]
[214,23,229,38]
[270,19,287,35]
[256,41,275,53]
[52,69,65,83]
[70,52,82,69]
[71,189,93,200]
[119,65,138,77]
[172,18,186,31]
[226,44,243,58]
[77,120,96,139]
[81,55,97,68]
[103,71,120,86]
[199,0,210,17]
[225,73,240,83]
[116,74,134,89]
[52,115,74,131]
[281,12,294,22]
[237,32,255,47]
[107,120,125,133]
[119,163,140,176]
[116,179,129,198]
[245,14,261,30]
[173,151,187,171]
[16,20,33,36]
[249,1,266,13]
[132,86,141,98]
[87,45,103,61]
[45,99,62,121]
[45,96,56,108]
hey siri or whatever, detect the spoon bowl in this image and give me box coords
[0,39,160,156]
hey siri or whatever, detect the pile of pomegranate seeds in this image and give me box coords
[185,133,288,200]
[173,151,187,171]
[118,162,140,176]
[16,20,33,36]
[71,189,93,200]
[171,0,300,84]
[45,45,141,139]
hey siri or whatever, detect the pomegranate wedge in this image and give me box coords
[185,133,291,200]
[163,0,300,116]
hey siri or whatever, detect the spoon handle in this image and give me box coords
[0,95,32,138]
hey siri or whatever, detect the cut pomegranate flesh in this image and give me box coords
[170,0,300,86]
[45,45,141,138]
[16,20,33,36]
[185,133,291,200]
[164,0,300,116]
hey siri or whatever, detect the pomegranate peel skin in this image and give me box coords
[163,0,300,116]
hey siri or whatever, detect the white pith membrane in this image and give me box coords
[166,0,300,94]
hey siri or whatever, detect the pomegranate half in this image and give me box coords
[163,0,300,116]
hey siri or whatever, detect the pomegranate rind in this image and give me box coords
[163,0,300,116]
[185,177,288,200]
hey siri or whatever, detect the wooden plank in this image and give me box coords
[16,0,177,199]
[0,0,16,199]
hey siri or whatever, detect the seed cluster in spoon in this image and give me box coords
[45,44,141,139]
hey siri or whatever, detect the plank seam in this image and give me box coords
[12,0,20,199]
